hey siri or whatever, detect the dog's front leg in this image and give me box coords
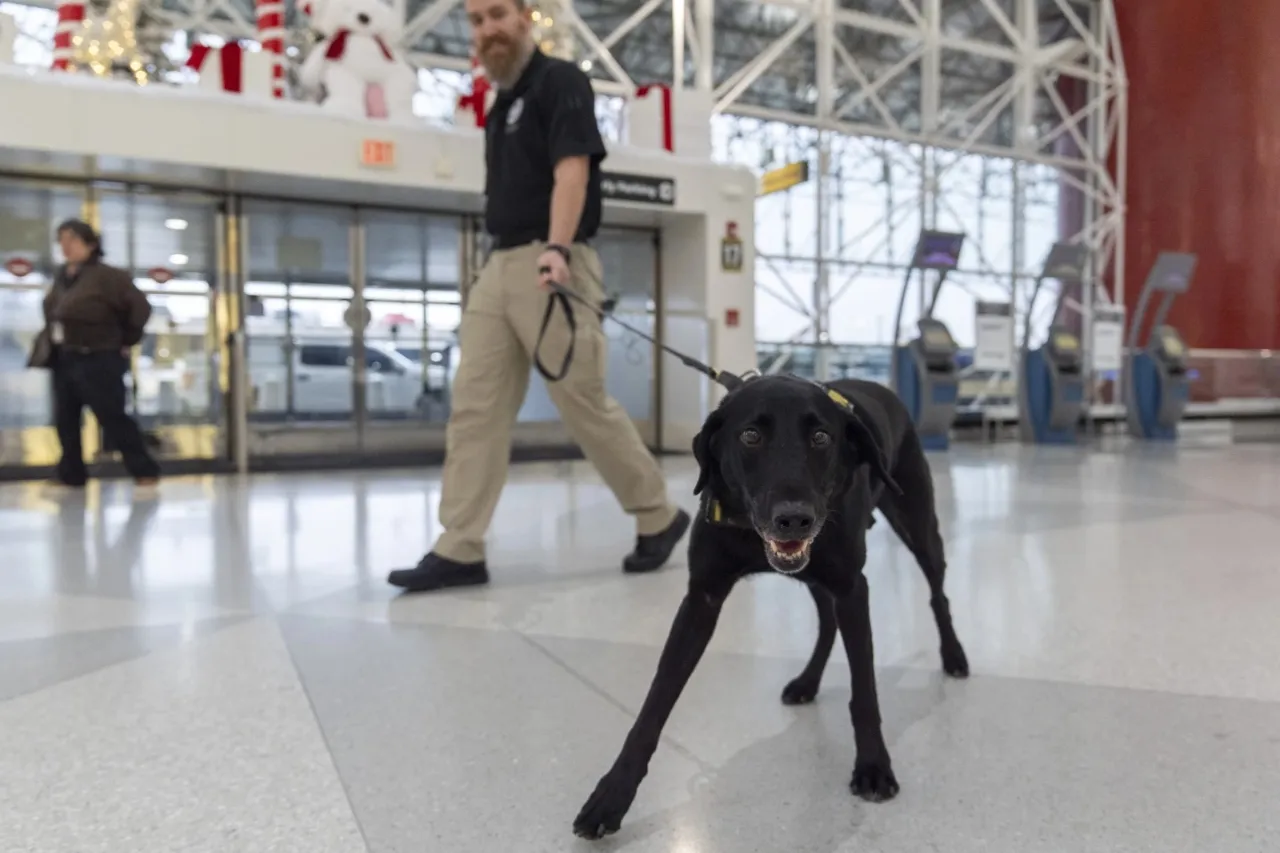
[782,583,837,704]
[835,575,899,802]
[572,587,726,840]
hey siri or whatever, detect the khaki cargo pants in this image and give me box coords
[432,242,677,563]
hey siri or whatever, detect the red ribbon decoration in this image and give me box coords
[324,30,395,62]
[186,41,245,93]
[220,42,243,93]
[635,84,673,153]
[457,57,491,128]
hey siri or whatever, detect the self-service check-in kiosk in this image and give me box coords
[1125,252,1196,440]
[1018,243,1089,444]
[891,230,966,451]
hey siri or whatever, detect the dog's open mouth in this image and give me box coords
[764,536,813,574]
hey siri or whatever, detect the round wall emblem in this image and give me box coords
[4,257,35,277]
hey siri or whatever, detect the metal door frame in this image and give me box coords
[220,194,250,473]
[350,209,369,450]
[650,227,665,453]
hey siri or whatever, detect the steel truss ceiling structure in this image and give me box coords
[3,0,1125,353]
[137,0,1120,257]
[3,0,1122,231]
[7,0,1119,155]
[91,0,1118,153]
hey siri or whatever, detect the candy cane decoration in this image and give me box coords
[255,0,284,98]
[51,0,84,71]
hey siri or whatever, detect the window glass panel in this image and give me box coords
[246,201,353,281]
[595,228,654,304]
[299,344,351,367]
[0,179,85,275]
[425,216,461,284]
[366,211,424,282]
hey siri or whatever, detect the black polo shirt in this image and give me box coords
[483,49,607,247]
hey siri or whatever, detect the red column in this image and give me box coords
[1116,0,1280,350]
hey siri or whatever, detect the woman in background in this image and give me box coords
[33,219,160,492]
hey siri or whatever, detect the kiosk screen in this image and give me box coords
[1053,331,1080,353]
[1158,330,1185,358]
[922,326,954,351]
[915,232,965,270]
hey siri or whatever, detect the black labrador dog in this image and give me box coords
[572,374,969,840]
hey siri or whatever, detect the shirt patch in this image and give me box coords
[506,97,524,130]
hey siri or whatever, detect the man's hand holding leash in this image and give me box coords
[537,243,571,289]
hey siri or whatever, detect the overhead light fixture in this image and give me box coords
[580,59,592,71]
[169,253,189,265]
[164,218,188,230]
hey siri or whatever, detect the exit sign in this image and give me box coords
[361,139,396,168]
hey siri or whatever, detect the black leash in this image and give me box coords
[532,268,900,493]
[534,266,744,392]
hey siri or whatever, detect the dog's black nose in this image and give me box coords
[771,503,815,535]
[357,12,370,23]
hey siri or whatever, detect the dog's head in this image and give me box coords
[692,375,897,574]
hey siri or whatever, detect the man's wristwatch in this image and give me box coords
[545,242,572,264]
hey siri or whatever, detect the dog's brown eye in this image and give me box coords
[740,428,762,446]
[812,430,832,447]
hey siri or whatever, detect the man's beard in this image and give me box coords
[480,36,526,85]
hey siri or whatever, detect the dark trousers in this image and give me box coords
[53,350,160,485]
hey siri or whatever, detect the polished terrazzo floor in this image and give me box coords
[3,442,1279,852]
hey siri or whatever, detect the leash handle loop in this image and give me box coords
[533,269,576,382]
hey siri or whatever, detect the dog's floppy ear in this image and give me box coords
[845,409,900,495]
[824,388,901,496]
[691,410,724,496]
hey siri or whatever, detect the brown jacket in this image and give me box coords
[42,261,152,351]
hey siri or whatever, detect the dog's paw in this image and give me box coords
[781,677,819,705]
[941,642,970,678]
[572,774,636,840]
[850,760,900,802]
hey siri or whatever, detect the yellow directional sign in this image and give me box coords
[758,161,810,196]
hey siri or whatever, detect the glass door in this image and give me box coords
[242,200,361,457]
[360,210,463,450]
[515,225,661,447]
[232,203,662,464]
[0,178,86,476]
[595,226,661,447]
[96,185,226,469]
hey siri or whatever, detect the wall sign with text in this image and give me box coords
[720,221,744,272]
[361,139,397,168]
[600,171,675,206]
[973,300,1014,371]
[1092,305,1126,373]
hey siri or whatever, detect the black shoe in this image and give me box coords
[387,553,489,593]
[623,509,691,574]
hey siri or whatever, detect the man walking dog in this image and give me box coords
[388,0,690,592]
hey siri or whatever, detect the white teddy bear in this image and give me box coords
[297,0,418,121]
